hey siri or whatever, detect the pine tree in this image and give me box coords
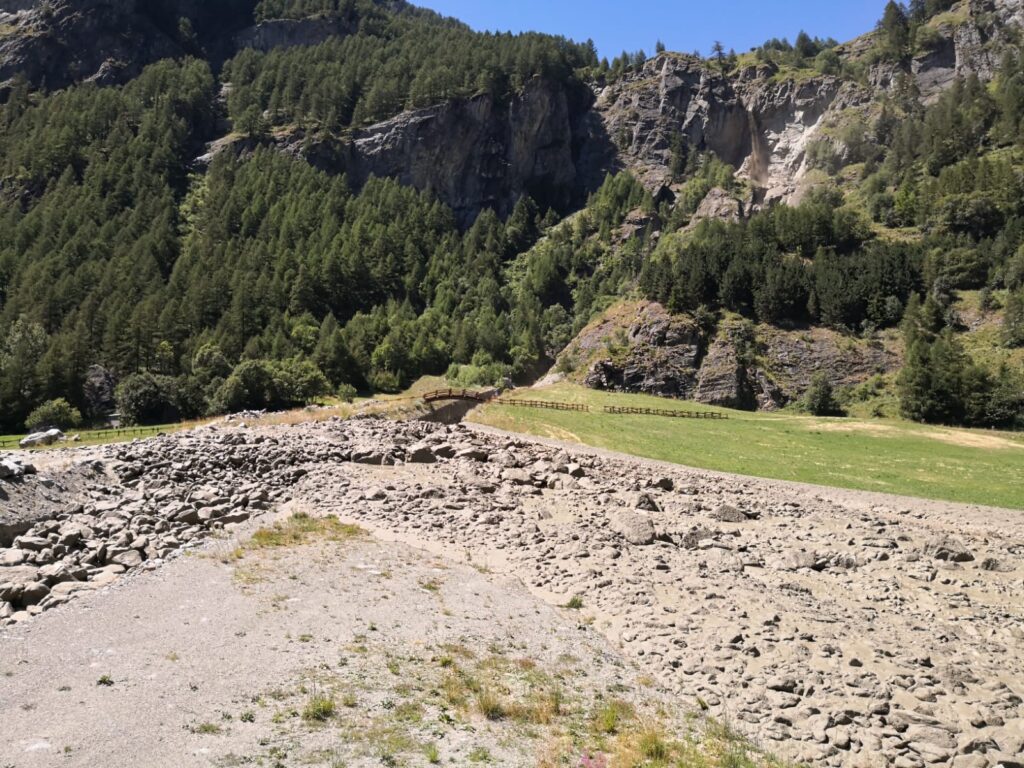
[878,1,911,60]
[1003,289,1024,347]
[804,373,844,416]
[898,336,936,422]
[711,41,727,74]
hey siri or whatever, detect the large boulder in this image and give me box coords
[0,459,24,479]
[609,510,656,546]
[19,429,63,449]
[924,536,975,563]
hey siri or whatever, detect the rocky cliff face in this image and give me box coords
[590,0,1024,207]
[591,53,871,207]
[1,0,172,90]
[0,0,255,91]
[862,0,1024,101]
[234,16,355,53]
[583,304,707,399]
[576,302,901,411]
[350,79,594,222]
[254,78,597,225]
[6,0,1023,217]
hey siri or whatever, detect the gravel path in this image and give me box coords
[0,508,672,767]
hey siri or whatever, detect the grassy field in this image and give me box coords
[471,383,1024,510]
[0,421,205,451]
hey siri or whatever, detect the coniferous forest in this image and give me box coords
[0,0,1022,431]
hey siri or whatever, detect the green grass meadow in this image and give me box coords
[0,422,197,451]
[471,384,1024,510]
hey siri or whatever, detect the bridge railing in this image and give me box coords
[422,388,493,403]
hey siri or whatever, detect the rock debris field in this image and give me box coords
[1,417,1023,768]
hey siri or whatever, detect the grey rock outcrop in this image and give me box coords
[609,509,656,545]
[0,456,34,479]
[758,326,899,399]
[580,302,901,412]
[235,16,354,52]
[0,0,255,91]
[592,53,859,206]
[690,186,743,224]
[584,304,706,398]
[269,78,594,225]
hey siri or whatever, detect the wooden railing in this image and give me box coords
[488,398,727,419]
[422,388,495,403]
[602,406,728,420]
[495,398,589,412]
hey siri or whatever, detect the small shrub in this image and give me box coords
[555,347,580,375]
[25,398,82,432]
[336,383,357,403]
[565,595,584,610]
[425,743,441,764]
[96,675,114,687]
[523,688,563,724]
[803,372,845,416]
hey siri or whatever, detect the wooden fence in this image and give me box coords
[495,398,590,412]
[491,399,727,419]
[602,406,728,420]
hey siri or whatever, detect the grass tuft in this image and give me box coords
[247,513,363,551]
[302,691,337,723]
[593,698,635,734]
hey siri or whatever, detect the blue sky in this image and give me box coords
[413,1,889,60]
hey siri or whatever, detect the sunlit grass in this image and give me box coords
[472,383,1024,509]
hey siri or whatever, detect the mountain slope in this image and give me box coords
[0,0,1022,433]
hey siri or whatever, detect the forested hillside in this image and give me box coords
[0,0,1022,432]
[226,3,596,132]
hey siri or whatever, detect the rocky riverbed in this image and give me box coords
[1,417,1022,767]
